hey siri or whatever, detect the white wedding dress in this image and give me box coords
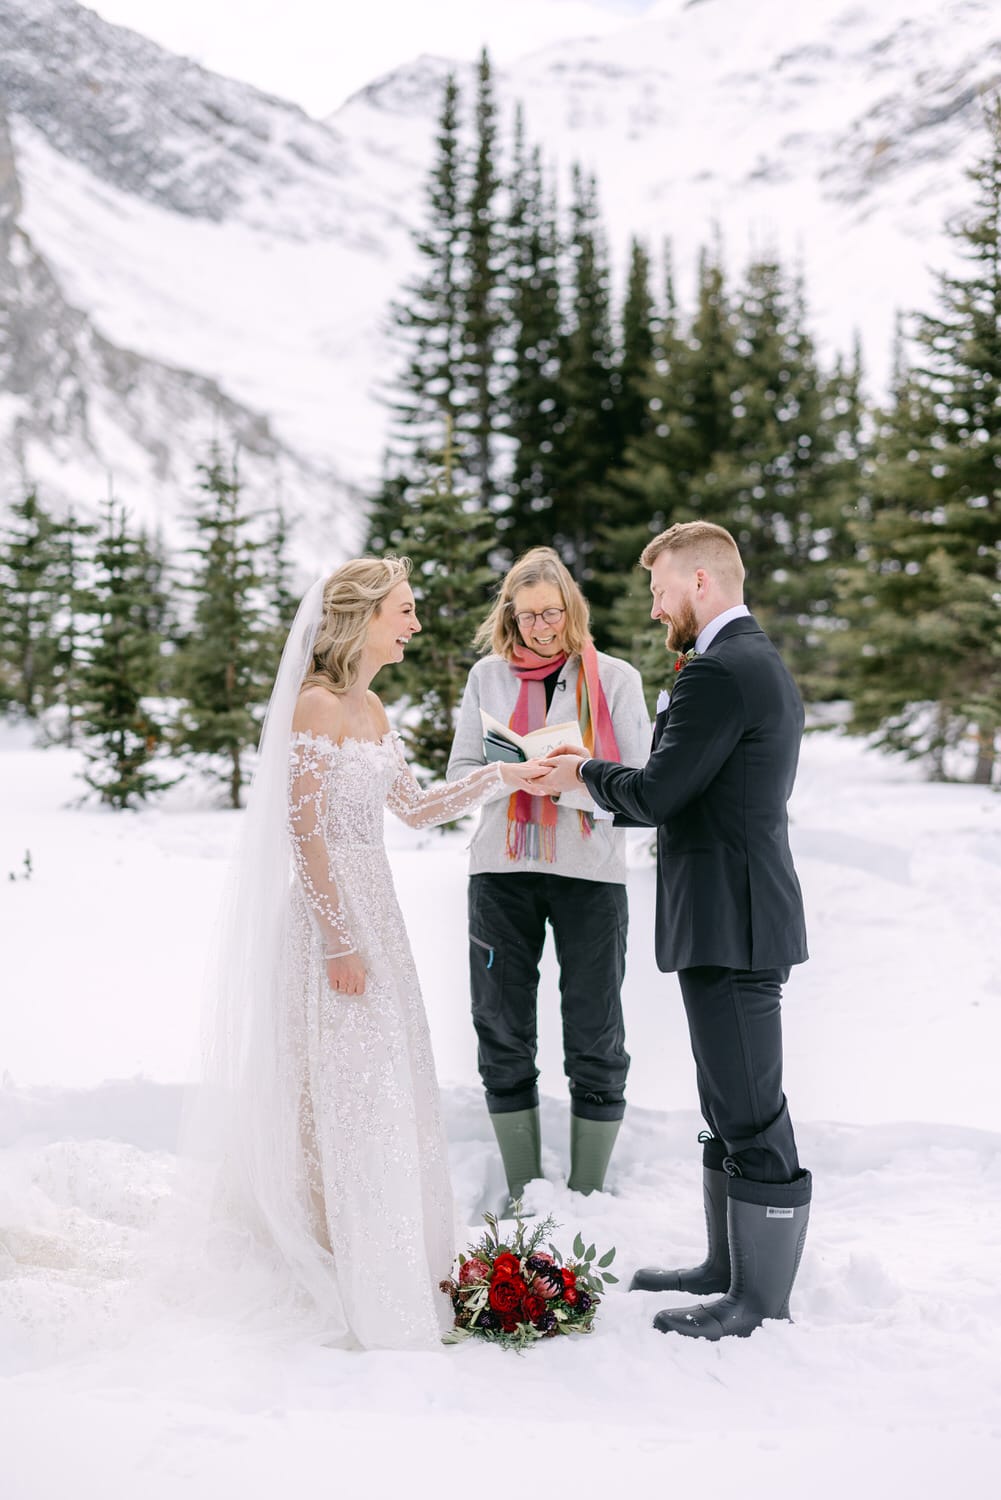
[281,729,504,1350]
[0,582,505,1365]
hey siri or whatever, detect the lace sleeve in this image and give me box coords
[288,734,356,958]
[386,733,507,830]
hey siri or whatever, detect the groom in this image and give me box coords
[535,521,812,1340]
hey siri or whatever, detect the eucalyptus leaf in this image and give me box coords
[573,1232,585,1259]
[585,1243,596,1261]
[597,1247,616,1268]
[601,1271,619,1284]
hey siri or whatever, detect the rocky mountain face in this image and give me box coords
[1,0,999,550]
[0,0,393,549]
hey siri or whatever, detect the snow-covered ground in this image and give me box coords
[1,721,999,1497]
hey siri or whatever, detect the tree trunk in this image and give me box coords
[972,726,996,785]
[230,744,242,809]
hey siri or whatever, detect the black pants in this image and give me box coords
[678,965,801,1185]
[468,872,629,1122]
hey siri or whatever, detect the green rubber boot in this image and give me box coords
[489,1107,542,1207]
[567,1115,621,1195]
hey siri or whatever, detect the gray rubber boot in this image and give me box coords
[630,1166,730,1294]
[490,1107,542,1205]
[567,1115,621,1195]
[653,1171,811,1340]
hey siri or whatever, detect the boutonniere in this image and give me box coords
[674,647,699,673]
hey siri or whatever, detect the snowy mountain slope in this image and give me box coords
[2,0,1000,540]
[0,0,401,543]
[0,109,338,537]
[339,0,1001,368]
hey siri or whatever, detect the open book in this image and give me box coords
[480,709,594,812]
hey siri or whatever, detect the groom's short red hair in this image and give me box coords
[640,522,745,590]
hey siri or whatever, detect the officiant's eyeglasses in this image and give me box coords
[512,607,566,629]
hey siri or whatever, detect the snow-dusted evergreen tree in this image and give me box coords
[389,420,496,781]
[368,72,467,551]
[836,102,1001,782]
[703,258,850,679]
[0,490,63,716]
[262,504,300,675]
[77,498,169,808]
[548,167,619,580]
[458,49,504,496]
[613,244,738,542]
[502,117,564,554]
[49,506,97,744]
[173,450,272,808]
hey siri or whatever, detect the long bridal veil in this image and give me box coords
[160,574,351,1345]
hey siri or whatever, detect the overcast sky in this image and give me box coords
[88,0,660,117]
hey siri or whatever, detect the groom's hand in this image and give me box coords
[534,746,587,795]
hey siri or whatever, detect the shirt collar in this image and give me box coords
[695,604,750,655]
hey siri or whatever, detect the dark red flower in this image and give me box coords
[500,1313,520,1333]
[674,656,684,672]
[563,1287,579,1307]
[492,1253,521,1278]
[523,1294,547,1323]
[561,1267,577,1289]
[489,1276,525,1313]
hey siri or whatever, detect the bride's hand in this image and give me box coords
[326,953,366,996]
[499,756,551,794]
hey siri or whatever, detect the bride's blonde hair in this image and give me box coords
[303,555,412,695]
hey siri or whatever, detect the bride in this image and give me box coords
[195,556,546,1353]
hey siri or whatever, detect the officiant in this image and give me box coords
[447,547,650,1205]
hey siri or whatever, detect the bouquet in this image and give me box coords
[440,1205,617,1350]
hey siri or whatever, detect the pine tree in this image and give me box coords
[702,258,839,676]
[502,124,564,554]
[548,167,619,581]
[590,236,659,638]
[382,72,466,471]
[387,419,497,782]
[174,450,273,808]
[49,506,97,743]
[617,237,656,456]
[612,243,738,558]
[458,48,504,496]
[77,498,170,808]
[836,101,1001,781]
[262,504,300,676]
[0,490,63,715]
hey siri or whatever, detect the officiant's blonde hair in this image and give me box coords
[304,555,412,694]
[474,547,592,661]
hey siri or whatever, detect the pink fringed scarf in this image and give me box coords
[505,643,621,862]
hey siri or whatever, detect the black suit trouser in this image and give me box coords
[678,965,801,1185]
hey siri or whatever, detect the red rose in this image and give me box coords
[500,1313,520,1333]
[561,1267,577,1288]
[489,1277,524,1314]
[523,1294,547,1322]
[674,656,684,672]
[492,1253,521,1278]
[458,1257,492,1286]
[563,1287,579,1306]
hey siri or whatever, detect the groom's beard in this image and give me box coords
[663,598,699,654]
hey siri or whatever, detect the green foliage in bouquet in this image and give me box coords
[440,1204,617,1351]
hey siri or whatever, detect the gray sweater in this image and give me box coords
[446,651,651,884]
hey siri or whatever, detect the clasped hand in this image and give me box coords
[504,745,587,796]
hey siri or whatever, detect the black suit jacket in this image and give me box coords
[582,615,808,974]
